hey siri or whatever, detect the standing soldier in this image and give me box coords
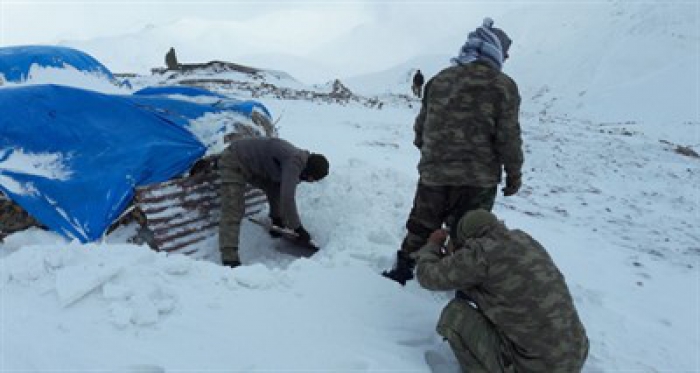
[412,69,425,98]
[165,47,179,70]
[218,137,329,268]
[383,18,523,285]
[414,209,589,372]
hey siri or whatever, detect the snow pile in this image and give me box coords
[0,236,442,371]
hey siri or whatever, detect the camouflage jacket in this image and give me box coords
[415,224,588,372]
[414,61,523,187]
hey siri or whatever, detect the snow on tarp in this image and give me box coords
[134,85,273,119]
[134,86,228,99]
[0,84,207,242]
[0,45,114,83]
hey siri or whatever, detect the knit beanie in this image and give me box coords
[451,17,512,69]
[491,26,512,57]
[456,209,498,241]
[304,153,329,180]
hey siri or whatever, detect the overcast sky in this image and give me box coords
[1,1,329,45]
[1,1,519,45]
[0,1,524,80]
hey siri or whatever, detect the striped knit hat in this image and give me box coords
[451,17,512,70]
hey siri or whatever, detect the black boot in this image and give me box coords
[221,247,241,268]
[222,259,241,268]
[382,251,416,285]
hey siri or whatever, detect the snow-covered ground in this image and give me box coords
[2,1,699,371]
[2,76,698,371]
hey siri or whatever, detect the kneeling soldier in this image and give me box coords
[414,209,588,372]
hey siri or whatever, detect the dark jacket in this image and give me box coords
[165,49,178,70]
[413,71,425,86]
[230,138,309,229]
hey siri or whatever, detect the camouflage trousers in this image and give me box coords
[437,298,514,373]
[218,148,247,263]
[401,183,496,254]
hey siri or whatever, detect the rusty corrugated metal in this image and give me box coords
[135,168,266,254]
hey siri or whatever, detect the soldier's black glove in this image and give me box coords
[271,216,284,227]
[502,173,522,196]
[294,226,311,243]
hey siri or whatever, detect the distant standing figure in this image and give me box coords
[383,17,523,285]
[165,47,179,70]
[414,209,589,372]
[412,69,424,98]
[218,137,330,268]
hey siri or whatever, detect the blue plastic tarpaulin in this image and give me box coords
[134,85,273,119]
[0,45,114,83]
[134,85,228,99]
[0,84,207,242]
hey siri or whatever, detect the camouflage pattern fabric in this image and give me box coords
[218,147,246,262]
[0,198,42,240]
[401,183,496,254]
[437,298,514,372]
[414,60,523,187]
[414,223,588,372]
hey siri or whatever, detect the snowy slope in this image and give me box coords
[502,2,699,125]
[345,3,699,132]
[51,2,699,127]
[342,54,449,96]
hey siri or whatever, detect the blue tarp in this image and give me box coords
[0,84,210,242]
[0,84,273,241]
[134,85,273,119]
[134,86,228,99]
[0,45,114,83]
